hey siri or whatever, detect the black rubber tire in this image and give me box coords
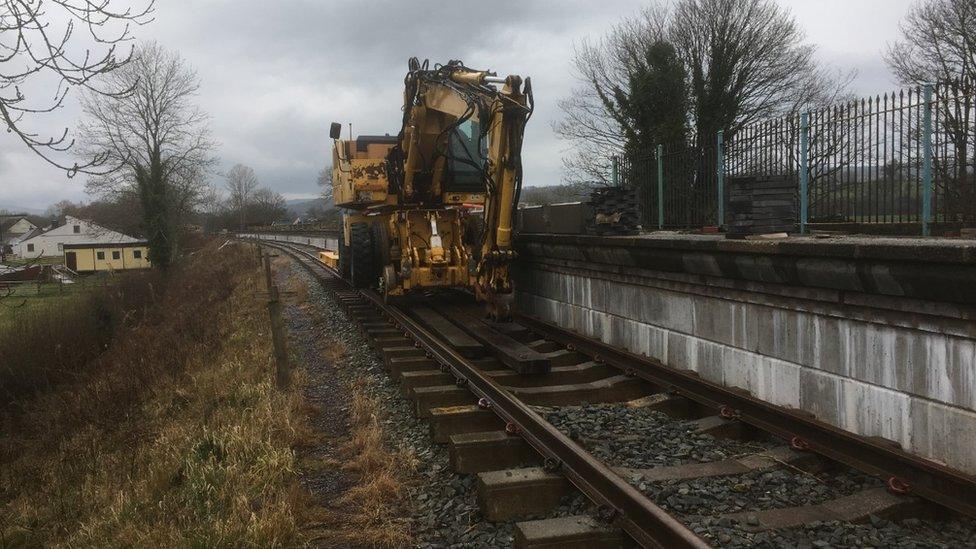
[338,235,351,279]
[349,222,377,288]
[372,221,391,268]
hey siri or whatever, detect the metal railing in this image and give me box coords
[616,78,976,235]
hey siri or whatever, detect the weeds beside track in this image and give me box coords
[0,241,311,547]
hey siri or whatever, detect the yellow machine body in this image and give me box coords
[331,136,397,209]
[330,58,532,318]
[317,250,339,270]
[385,209,470,294]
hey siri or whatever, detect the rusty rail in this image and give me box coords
[259,236,976,537]
[263,240,708,549]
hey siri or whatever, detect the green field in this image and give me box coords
[0,256,63,268]
[0,278,102,329]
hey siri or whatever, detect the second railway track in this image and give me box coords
[263,239,976,548]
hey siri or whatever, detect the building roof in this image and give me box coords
[62,241,148,250]
[0,216,33,232]
[18,215,141,246]
[5,226,45,246]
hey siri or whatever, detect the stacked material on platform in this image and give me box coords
[517,202,593,235]
[726,175,796,238]
[588,186,641,236]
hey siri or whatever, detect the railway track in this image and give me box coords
[260,239,976,548]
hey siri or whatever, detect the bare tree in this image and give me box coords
[225,164,258,229]
[317,166,333,202]
[248,187,287,226]
[554,7,668,183]
[54,194,144,238]
[886,0,976,221]
[886,0,976,85]
[671,0,816,140]
[78,41,215,270]
[199,184,223,216]
[1,0,154,174]
[197,184,224,233]
[556,0,844,183]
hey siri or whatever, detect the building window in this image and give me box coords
[97,251,105,260]
[27,244,34,252]
[133,249,142,259]
[58,243,63,252]
[73,225,80,233]
[112,251,121,260]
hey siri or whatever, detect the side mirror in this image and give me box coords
[329,122,342,140]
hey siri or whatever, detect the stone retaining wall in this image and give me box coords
[515,234,976,475]
[239,232,338,251]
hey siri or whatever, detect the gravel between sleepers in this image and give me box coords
[284,260,597,547]
[539,402,778,469]
[696,515,976,549]
[282,255,976,549]
[536,383,976,549]
[643,467,880,516]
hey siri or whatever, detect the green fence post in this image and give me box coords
[922,83,933,237]
[800,113,809,234]
[716,130,725,228]
[611,155,619,186]
[656,144,664,230]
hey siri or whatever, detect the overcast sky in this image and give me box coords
[0,0,915,212]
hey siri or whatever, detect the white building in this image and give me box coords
[0,216,38,238]
[14,215,141,258]
[1,216,38,245]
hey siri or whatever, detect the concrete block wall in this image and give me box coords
[515,242,976,476]
[239,233,338,251]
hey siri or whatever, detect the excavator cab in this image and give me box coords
[329,58,533,319]
[445,119,488,193]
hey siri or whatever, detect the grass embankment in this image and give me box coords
[0,276,102,330]
[0,241,312,547]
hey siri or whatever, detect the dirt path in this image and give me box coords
[274,256,414,547]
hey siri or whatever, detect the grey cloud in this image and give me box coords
[1,0,911,209]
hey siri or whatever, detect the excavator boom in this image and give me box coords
[330,58,533,319]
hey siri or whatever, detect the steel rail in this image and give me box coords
[256,240,976,518]
[263,241,709,549]
[363,288,708,549]
[515,313,976,519]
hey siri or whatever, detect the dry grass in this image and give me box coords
[305,368,418,548]
[0,241,313,547]
[0,271,159,406]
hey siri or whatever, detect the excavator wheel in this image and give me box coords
[380,264,398,303]
[338,235,351,278]
[372,222,392,267]
[349,222,377,288]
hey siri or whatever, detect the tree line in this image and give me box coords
[557,0,976,193]
[3,3,290,270]
[46,160,288,243]
[4,0,974,264]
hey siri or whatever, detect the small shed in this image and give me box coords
[62,242,151,273]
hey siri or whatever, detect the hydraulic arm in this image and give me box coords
[330,58,533,319]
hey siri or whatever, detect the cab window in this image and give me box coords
[447,119,486,190]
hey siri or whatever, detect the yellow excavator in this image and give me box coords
[329,58,533,319]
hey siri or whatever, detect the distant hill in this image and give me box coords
[285,197,332,217]
[0,203,45,215]
[519,183,597,206]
